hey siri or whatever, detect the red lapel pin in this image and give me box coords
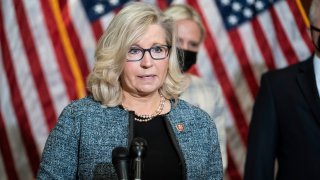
[176,123,184,132]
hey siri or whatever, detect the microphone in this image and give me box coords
[130,137,148,180]
[112,147,130,180]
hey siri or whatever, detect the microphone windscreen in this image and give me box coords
[112,147,129,164]
[130,137,148,158]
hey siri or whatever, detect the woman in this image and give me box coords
[164,4,227,172]
[37,2,223,179]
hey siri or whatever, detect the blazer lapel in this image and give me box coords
[296,57,320,125]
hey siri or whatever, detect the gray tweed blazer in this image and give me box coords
[37,96,223,179]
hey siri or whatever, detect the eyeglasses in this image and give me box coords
[126,45,171,62]
[311,25,320,32]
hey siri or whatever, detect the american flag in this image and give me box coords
[0,0,313,179]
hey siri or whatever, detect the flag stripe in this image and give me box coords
[59,0,91,85]
[226,146,242,180]
[197,0,254,124]
[258,11,288,69]
[238,22,268,82]
[0,114,19,180]
[9,0,51,155]
[197,45,217,80]
[49,0,86,98]
[13,0,56,131]
[0,54,34,179]
[270,5,299,65]
[40,0,78,100]
[228,30,259,97]
[287,0,314,53]
[191,0,249,145]
[68,0,96,70]
[91,20,104,42]
[275,1,311,60]
[156,0,169,10]
[189,7,249,178]
[22,0,70,118]
[295,0,310,27]
[251,18,276,70]
[0,14,40,174]
[1,1,314,179]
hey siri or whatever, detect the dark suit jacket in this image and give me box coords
[244,56,320,180]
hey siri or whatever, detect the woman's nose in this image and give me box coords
[140,51,154,68]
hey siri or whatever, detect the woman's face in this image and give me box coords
[176,19,202,52]
[120,24,169,96]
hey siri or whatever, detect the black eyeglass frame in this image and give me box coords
[311,25,320,32]
[126,45,171,62]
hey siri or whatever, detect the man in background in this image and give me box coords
[244,0,320,179]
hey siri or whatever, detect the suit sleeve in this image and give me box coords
[244,73,279,180]
[37,105,80,179]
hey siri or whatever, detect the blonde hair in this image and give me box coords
[164,4,205,42]
[87,2,186,106]
[309,0,320,25]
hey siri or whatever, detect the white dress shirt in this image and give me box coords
[313,54,320,96]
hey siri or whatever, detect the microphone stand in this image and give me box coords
[130,137,148,180]
[112,147,130,180]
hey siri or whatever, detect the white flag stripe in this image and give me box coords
[69,0,96,70]
[234,80,254,123]
[199,0,254,106]
[227,127,247,177]
[172,0,186,4]
[198,0,251,139]
[198,45,218,81]
[0,60,33,179]
[275,1,311,61]
[239,22,268,83]
[3,0,48,153]
[0,43,7,180]
[0,1,313,179]
[23,0,69,117]
[100,12,116,31]
[258,11,289,69]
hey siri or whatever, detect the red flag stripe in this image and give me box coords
[156,0,170,10]
[228,30,259,98]
[0,16,40,175]
[251,18,277,70]
[270,5,299,65]
[13,0,56,130]
[40,0,78,100]
[91,20,104,42]
[274,1,311,61]
[21,0,70,117]
[188,0,248,144]
[287,0,314,53]
[0,114,19,180]
[226,145,242,180]
[188,65,201,77]
[257,11,289,69]
[59,0,90,85]
[188,1,251,178]
[67,0,97,71]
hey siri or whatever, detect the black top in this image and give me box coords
[134,115,182,180]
